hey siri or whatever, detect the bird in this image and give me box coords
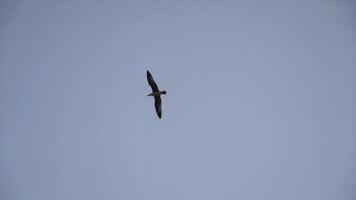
[146,70,166,119]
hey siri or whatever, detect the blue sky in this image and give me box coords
[1,1,355,200]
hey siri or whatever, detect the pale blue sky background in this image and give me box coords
[1,1,355,200]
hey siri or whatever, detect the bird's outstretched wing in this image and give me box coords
[147,70,159,92]
[154,96,162,119]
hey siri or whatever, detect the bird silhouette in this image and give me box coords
[146,70,166,119]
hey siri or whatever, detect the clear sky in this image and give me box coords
[1,1,355,200]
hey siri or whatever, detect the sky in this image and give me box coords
[0,1,355,200]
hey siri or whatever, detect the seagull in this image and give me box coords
[146,70,166,119]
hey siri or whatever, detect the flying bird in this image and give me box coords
[146,70,166,119]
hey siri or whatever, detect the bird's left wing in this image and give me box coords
[147,70,159,92]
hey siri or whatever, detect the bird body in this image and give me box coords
[147,91,167,96]
[146,70,166,119]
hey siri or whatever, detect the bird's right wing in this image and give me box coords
[154,96,162,119]
[147,70,159,92]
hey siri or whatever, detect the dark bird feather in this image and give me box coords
[147,70,159,92]
[146,70,165,119]
[154,96,162,119]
